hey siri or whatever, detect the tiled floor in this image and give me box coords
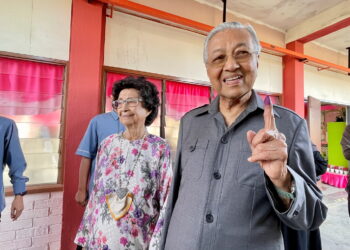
[319,182,349,250]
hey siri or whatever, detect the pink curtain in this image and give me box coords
[0,57,64,117]
[165,81,210,120]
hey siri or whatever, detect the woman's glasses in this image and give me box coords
[112,98,143,109]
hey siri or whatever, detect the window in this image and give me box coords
[165,81,210,156]
[0,57,65,186]
[104,72,211,157]
[104,70,280,160]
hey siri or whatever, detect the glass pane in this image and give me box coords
[0,57,64,186]
[165,81,210,159]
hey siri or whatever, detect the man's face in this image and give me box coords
[205,28,259,101]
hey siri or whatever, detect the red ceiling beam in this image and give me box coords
[261,41,350,73]
[298,17,350,43]
[96,0,350,74]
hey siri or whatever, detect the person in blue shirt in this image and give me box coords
[75,106,125,206]
[0,116,28,221]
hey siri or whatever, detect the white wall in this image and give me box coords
[0,192,62,249]
[0,0,72,60]
[254,53,283,93]
[305,65,350,105]
[105,12,283,93]
[105,12,207,81]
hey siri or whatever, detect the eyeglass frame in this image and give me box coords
[112,97,143,109]
[207,49,259,67]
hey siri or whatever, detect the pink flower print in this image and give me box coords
[120,237,128,246]
[117,220,122,227]
[77,237,86,244]
[142,143,148,150]
[95,208,99,215]
[127,170,134,177]
[132,148,139,155]
[131,227,139,237]
[149,222,156,233]
[102,236,107,244]
[105,167,113,175]
[133,185,140,195]
[99,196,106,204]
[144,192,151,200]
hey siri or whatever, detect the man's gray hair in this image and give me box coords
[203,22,261,63]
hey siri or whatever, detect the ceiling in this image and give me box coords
[195,0,350,55]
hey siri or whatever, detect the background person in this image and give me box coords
[75,91,125,206]
[0,116,28,221]
[74,77,172,249]
[341,124,350,216]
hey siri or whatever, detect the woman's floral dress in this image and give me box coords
[74,133,172,250]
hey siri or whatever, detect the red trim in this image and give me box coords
[61,0,106,249]
[283,41,305,117]
[298,17,350,43]
[99,0,212,32]
[260,41,350,73]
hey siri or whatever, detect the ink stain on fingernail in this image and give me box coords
[264,96,271,105]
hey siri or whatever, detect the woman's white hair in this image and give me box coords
[203,22,261,63]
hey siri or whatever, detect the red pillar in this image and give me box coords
[61,0,105,248]
[282,41,305,117]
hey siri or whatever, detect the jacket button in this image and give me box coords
[189,145,195,152]
[221,136,228,144]
[206,213,214,223]
[213,172,221,179]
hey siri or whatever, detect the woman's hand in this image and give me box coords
[75,190,88,206]
[11,195,24,220]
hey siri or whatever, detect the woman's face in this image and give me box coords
[116,88,151,128]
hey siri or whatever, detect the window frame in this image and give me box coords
[1,51,67,196]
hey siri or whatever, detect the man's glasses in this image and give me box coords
[112,98,143,109]
[209,50,258,66]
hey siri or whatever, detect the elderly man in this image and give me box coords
[162,22,327,249]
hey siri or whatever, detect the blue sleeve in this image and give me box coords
[5,121,29,194]
[76,118,98,159]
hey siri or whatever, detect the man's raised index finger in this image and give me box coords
[264,96,276,130]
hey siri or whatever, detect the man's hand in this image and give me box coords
[246,96,291,190]
[75,190,88,206]
[11,195,24,220]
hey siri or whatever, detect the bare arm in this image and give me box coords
[75,157,91,206]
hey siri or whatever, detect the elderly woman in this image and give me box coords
[75,77,172,250]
